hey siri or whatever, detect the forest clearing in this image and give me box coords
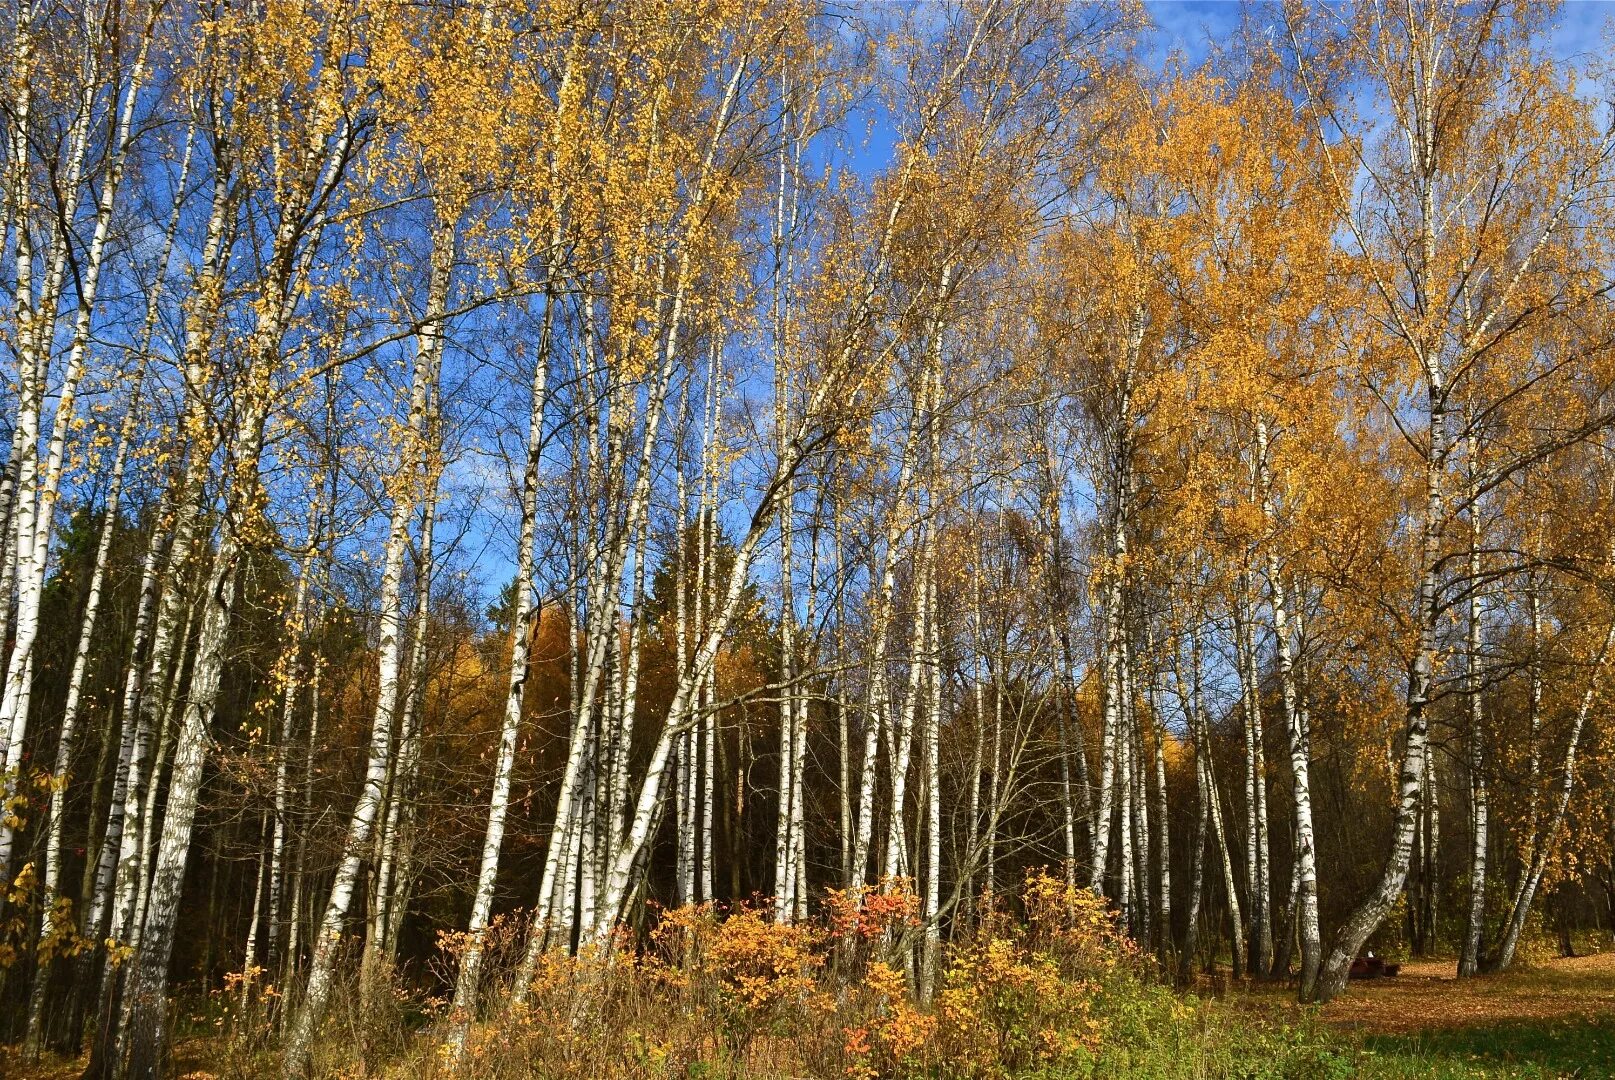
[5,0,1615,1076]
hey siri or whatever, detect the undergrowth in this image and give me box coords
[200,869,1357,1080]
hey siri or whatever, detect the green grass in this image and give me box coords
[1354,1016,1615,1079]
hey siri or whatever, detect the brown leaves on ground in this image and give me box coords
[1318,952,1615,1037]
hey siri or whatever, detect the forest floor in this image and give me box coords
[1279,950,1615,1078]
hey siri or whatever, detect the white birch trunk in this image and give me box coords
[446,278,550,1048]
[1459,422,1489,978]
[285,204,448,1076]
[1255,418,1321,996]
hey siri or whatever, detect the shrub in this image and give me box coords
[263,871,1369,1079]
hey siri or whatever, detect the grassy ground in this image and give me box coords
[1312,952,1615,1079]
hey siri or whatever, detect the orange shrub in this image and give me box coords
[705,905,826,1028]
[1019,868,1139,979]
[841,960,936,1079]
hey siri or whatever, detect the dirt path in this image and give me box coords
[1318,951,1615,1036]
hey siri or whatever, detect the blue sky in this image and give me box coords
[1145,0,1243,63]
[1145,0,1614,68]
[443,1,1615,616]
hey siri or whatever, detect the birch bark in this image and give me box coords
[445,276,551,1054]
[285,206,449,1076]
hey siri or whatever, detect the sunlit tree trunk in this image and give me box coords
[0,4,95,824]
[921,529,943,1001]
[1255,418,1320,996]
[286,202,447,1076]
[1175,624,1210,981]
[1459,421,1489,978]
[88,110,239,1078]
[447,273,550,1052]
[851,407,924,887]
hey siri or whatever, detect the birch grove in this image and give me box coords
[4,2,1615,1077]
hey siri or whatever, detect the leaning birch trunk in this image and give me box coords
[0,0,35,680]
[588,485,795,940]
[525,286,679,960]
[284,209,448,1078]
[1195,635,1243,980]
[124,585,205,972]
[122,94,347,1055]
[127,55,350,1068]
[445,277,550,1054]
[77,498,164,1029]
[379,480,439,965]
[604,510,650,888]
[1311,363,1448,1003]
[367,438,445,973]
[24,363,146,1054]
[573,16,984,949]
[357,219,453,1007]
[87,147,238,1080]
[121,452,256,1078]
[587,293,925,937]
[522,55,752,966]
[80,485,179,1080]
[0,5,90,807]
